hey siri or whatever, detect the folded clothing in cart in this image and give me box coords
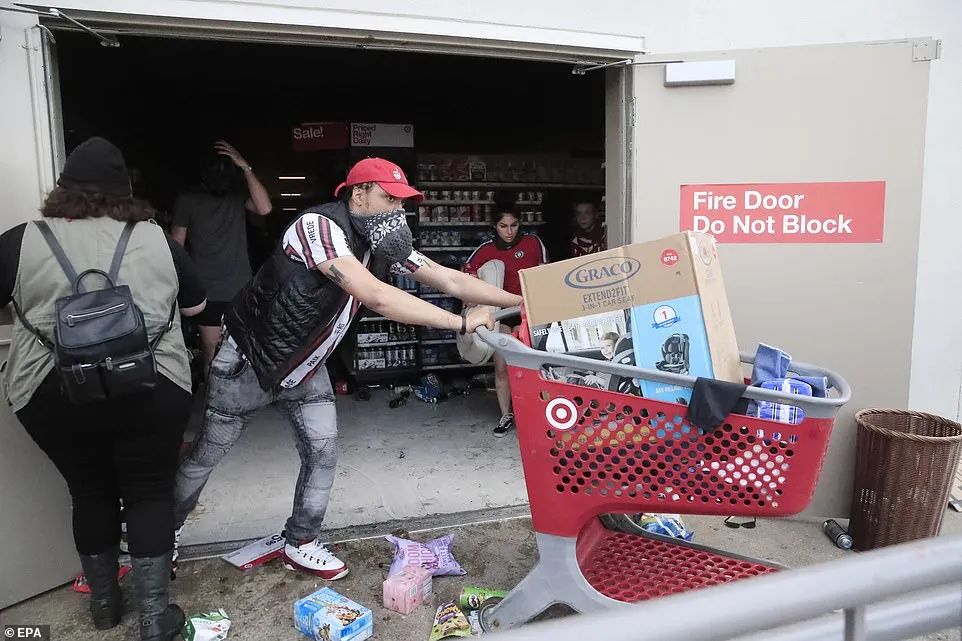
[747,344,827,425]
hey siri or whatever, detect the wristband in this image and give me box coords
[460,313,467,335]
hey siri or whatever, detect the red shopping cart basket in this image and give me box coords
[474,308,851,632]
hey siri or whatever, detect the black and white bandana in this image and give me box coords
[349,208,414,264]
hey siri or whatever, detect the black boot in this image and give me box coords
[130,552,185,641]
[78,546,123,630]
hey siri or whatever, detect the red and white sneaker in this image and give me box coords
[282,539,349,580]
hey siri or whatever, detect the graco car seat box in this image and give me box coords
[519,231,741,404]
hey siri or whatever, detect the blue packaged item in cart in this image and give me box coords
[293,588,372,641]
[752,378,812,425]
[636,513,694,541]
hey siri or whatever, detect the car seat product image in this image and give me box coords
[656,333,690,375]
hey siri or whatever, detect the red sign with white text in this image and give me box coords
[679,181,885,243]
[291,122,349,152]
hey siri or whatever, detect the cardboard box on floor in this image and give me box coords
[519,231,741,404]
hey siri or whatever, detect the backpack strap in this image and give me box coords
[10,297,55,350]
[108,222,135,282]
[34,220,82,291]
[149,300,178,351]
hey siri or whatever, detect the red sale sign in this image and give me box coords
[291,122,349,152]
[679,181,885,243]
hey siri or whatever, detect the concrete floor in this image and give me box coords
[4,512,961,640]
[4,386,961,639]
[180,388,525,546]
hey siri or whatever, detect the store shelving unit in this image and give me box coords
[418,181,604,190]
[349,162,603,379]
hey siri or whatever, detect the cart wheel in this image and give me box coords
[477,597,504,633]
[357,388,371,401]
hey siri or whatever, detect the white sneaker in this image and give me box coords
[282,539,349,580]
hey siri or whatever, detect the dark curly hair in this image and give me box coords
[338,181,376,205]
[489,192,520,225]
[41,186,155,222]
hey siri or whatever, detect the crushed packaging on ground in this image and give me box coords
[383,565,433,615]
[428,601,472,641]
[221,532,286,570]
[385,533,466,577]
[294,587,373,641]
[636,513,694,540]
[459,586,506,611]
[182,609,231,641]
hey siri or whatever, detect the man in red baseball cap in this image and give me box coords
[334,157,425,203]
[173,157,521,581]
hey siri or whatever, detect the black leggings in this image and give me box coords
[16,372,191,557]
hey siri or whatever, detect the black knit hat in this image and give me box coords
[57,137,131,197]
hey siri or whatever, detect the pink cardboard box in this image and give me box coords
[382,566,433,615]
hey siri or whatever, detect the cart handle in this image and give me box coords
[476,307,852,415]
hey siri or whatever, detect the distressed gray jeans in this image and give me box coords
[173,338,337,545]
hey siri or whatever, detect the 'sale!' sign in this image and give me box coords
[291,122,349,152]
[680,181,886,243]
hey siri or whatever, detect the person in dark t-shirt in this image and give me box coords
[569,200,607,258]
[171,140,272,368]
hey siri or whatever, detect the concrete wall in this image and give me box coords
[627,0,962,421]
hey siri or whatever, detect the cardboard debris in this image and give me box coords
[221,533,286,570]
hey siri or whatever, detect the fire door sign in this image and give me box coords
[679,181,886,243]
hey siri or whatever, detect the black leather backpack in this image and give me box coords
[12,221,175,404]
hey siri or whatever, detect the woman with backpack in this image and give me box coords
[0,137,207,641]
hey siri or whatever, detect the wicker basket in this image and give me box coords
[849,409,962,551]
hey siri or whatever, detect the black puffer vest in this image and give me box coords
[225,201,373,390]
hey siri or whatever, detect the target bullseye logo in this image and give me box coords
[546,398,577,430]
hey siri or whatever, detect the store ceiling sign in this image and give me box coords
[291,122,349,152]
[679,181,886,243]
[351,123,415,148]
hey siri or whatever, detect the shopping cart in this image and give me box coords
[474,308,852,632]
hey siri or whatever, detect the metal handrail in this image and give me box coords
[492,534,962,641]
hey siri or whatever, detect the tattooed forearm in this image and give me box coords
[328,265,348,286]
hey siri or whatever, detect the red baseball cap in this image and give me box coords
[334,158,423,203]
